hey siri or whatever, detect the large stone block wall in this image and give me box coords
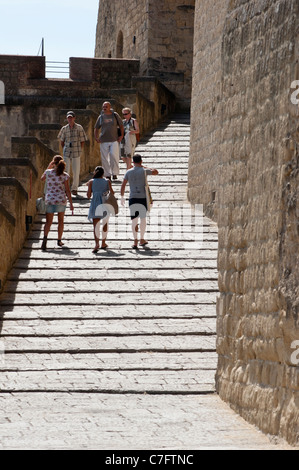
[188,0,229,219]
[0,197,26,293]
[0,206,16,292]
[0,55,45,95]
[69,57,140,89]
[95,1,148,66]
[146,0,195,110]
[189,0,299,445]
[95,0,194,109]
[0,138,57,292]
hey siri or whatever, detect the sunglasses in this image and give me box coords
[123,112,130,116]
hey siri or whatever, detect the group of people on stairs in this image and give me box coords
[40,103,158,253]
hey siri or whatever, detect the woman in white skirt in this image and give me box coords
[120,108,140,170]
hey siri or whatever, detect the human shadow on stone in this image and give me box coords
[74,196,90,206]
[45,247,80,256]
[131,247,160,256]
[92,250,125,258]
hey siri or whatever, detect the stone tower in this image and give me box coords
[95,0,195,110]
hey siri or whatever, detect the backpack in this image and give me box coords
[133,119,140,142]
[113,112,123,137]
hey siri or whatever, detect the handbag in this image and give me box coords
[36,170,49,214]
[144,169,153,212]
[36,197,46,214]
[103,190,119,215]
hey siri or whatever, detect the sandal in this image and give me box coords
[57,240,64,247]
[41,236,47,251]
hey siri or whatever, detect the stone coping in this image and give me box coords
[0,177,28,200]
[28,123,61,131]
[0,158,38,178]
[11,136,56,156]
[0,201,15,226]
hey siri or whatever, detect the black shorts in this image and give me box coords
[129,198,147,219]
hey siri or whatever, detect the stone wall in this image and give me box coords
[146,0,195,110]
[0,140,54,292]
[0,55,45,95]
[95,0,148,63]
[0,196,26,293]
[189,0,299,445]
[95,0,195,109]
[0,205,17,292]
[70,57,140,89]
[188,0,229,220]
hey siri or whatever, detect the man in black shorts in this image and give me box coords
[120,154,158,248]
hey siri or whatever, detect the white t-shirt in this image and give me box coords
[124,166,152,199]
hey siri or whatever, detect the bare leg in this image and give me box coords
[126,156,132,169]
[42,213,54,250]
[122,156,132,170]
[101,216,109,248]
[93,219,100,251]
[57,212,65,246]
[139,217,148,245]
[132,218,139,247]
[44,213,54,238]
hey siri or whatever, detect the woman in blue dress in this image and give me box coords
[87,166,114,253]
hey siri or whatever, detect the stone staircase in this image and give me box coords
[0,114,222,447]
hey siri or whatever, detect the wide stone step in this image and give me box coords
[4,279,218,294]
[0,351,218,371]
[0,303,217,319]
[133,154,190,159]
[0,369,215,394]
[11,258,217,271]
[23,242,218,252]
[28,224,218,235]
[0,334,216,353]
[8,267,218,281]
[0,292,217,306]
[16,248,218,260]
[26,231,218,242]
[0,317,216,336]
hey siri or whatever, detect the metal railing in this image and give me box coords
[46,61,70,78]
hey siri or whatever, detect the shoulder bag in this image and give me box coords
[103,190,119,215]
[144,169,153,212]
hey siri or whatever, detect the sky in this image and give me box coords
[0,0,99,77]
